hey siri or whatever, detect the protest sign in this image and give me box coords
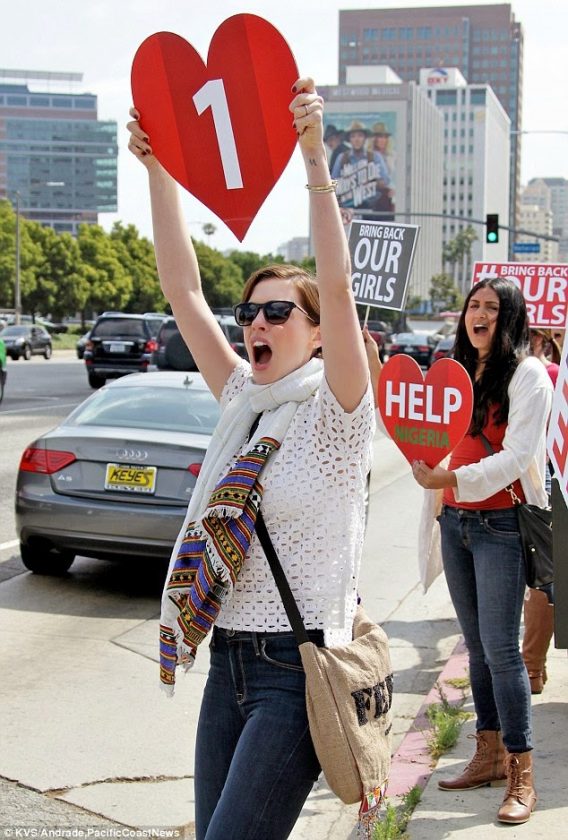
[348,219,419,311]
[547,338,568,510]
[472,262,568,328]
[131,15,298,240]
[378,356,473,468]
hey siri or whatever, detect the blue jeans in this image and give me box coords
[439,505,532,753]
[194,626,323,840]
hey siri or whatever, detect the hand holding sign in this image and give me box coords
[131,15,299,240]
[378,356,473,468]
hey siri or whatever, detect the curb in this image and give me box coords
[387,638,469,797]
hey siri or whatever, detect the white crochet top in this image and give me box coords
[216,361,375,646]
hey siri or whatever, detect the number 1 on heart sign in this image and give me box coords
[193,79,243,191]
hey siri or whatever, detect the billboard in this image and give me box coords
[324,111,397,217]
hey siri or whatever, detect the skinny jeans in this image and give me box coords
[439,505,532,753]
[194,626,323,840]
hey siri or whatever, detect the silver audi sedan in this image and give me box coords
[16,371,220,574]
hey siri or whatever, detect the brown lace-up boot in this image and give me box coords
[497,751,537,824]
[522,589,554,694]
[438,730,506,790]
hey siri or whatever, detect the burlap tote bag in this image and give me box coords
[255,512,393,828]
[299,604,393,804]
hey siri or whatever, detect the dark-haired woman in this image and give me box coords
[413,278,552,825]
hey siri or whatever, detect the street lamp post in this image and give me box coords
[9,181,65,325]
[14,190,21,326]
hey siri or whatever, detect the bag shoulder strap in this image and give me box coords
[478,432,521,504]
[247,414,310,646]
[255,512,310,646]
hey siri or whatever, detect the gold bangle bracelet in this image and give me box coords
[305,180,337,193]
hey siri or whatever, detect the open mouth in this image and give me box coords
[473,324,488,335]
[252,342,272,366]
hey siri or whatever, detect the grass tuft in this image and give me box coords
[372,786,423,840]
[425,683,473,761]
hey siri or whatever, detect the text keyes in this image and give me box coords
[351,228,407,304]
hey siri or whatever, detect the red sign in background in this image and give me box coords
[131,15,299,240]
[378,356,473,468]
[472,262,568,329]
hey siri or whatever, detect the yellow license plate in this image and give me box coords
[104,464,157,494]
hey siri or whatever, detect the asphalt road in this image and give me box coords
[0,352,92,570]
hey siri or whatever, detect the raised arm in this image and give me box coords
[291,80,369,412]
[127,108,240,400]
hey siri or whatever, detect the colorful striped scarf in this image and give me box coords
[160,435,280,691]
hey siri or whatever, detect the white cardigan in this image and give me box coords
[418,356,553,591]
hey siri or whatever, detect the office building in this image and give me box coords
[420,67,510,291]
[526,178,568,263]
[518,197,558,263]
[277,236,310,262]
[319,74,443,300]
[0,69,117,234]
[339,5,523,234]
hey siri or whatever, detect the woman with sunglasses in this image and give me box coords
[127,77,374,840]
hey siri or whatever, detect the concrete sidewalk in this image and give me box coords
[0,433,566,837]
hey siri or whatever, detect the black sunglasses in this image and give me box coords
[233,300,316,326]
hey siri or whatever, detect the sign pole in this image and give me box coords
[363,305,370,329]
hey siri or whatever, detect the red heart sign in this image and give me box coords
[131,15,299,241]
[378,356,473,468]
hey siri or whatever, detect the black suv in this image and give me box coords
[153,315,247,371]
[84,313,161,388]
[0,325,52,360]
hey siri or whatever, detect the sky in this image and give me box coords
[2,0,567,255]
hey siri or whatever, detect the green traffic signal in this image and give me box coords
[485,213,499,244]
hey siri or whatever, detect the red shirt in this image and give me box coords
[545,363,559,388]
[443,406,526,509]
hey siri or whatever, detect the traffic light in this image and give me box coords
[485,213,499,244]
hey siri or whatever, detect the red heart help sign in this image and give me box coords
[131,15,299,241]
[378,356,473,468]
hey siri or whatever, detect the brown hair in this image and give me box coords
[240,263,321,357]
[530,327,561,365]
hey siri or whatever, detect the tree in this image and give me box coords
[430,273,464,314]
[193,240,244,306]
[0,201,43,313]
[37,229,88,322]
[202,223,216,244]
[110,222,166,313]
[442,225,478,292]
[77,224,132,316]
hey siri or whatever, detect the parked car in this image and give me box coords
[1,314,67,333]
[83,313,161,388]
[0,336,6,402]
[153,314,247,371]
[0,325,52,360]
[432,335,456,363]
[362,319,392,363]
[76,330,91,359]
[15,371,220,574]
[388,332,436,368]
[142,311,167,337]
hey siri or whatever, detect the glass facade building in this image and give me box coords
[339,5,523,238]
[0,74,117,234]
